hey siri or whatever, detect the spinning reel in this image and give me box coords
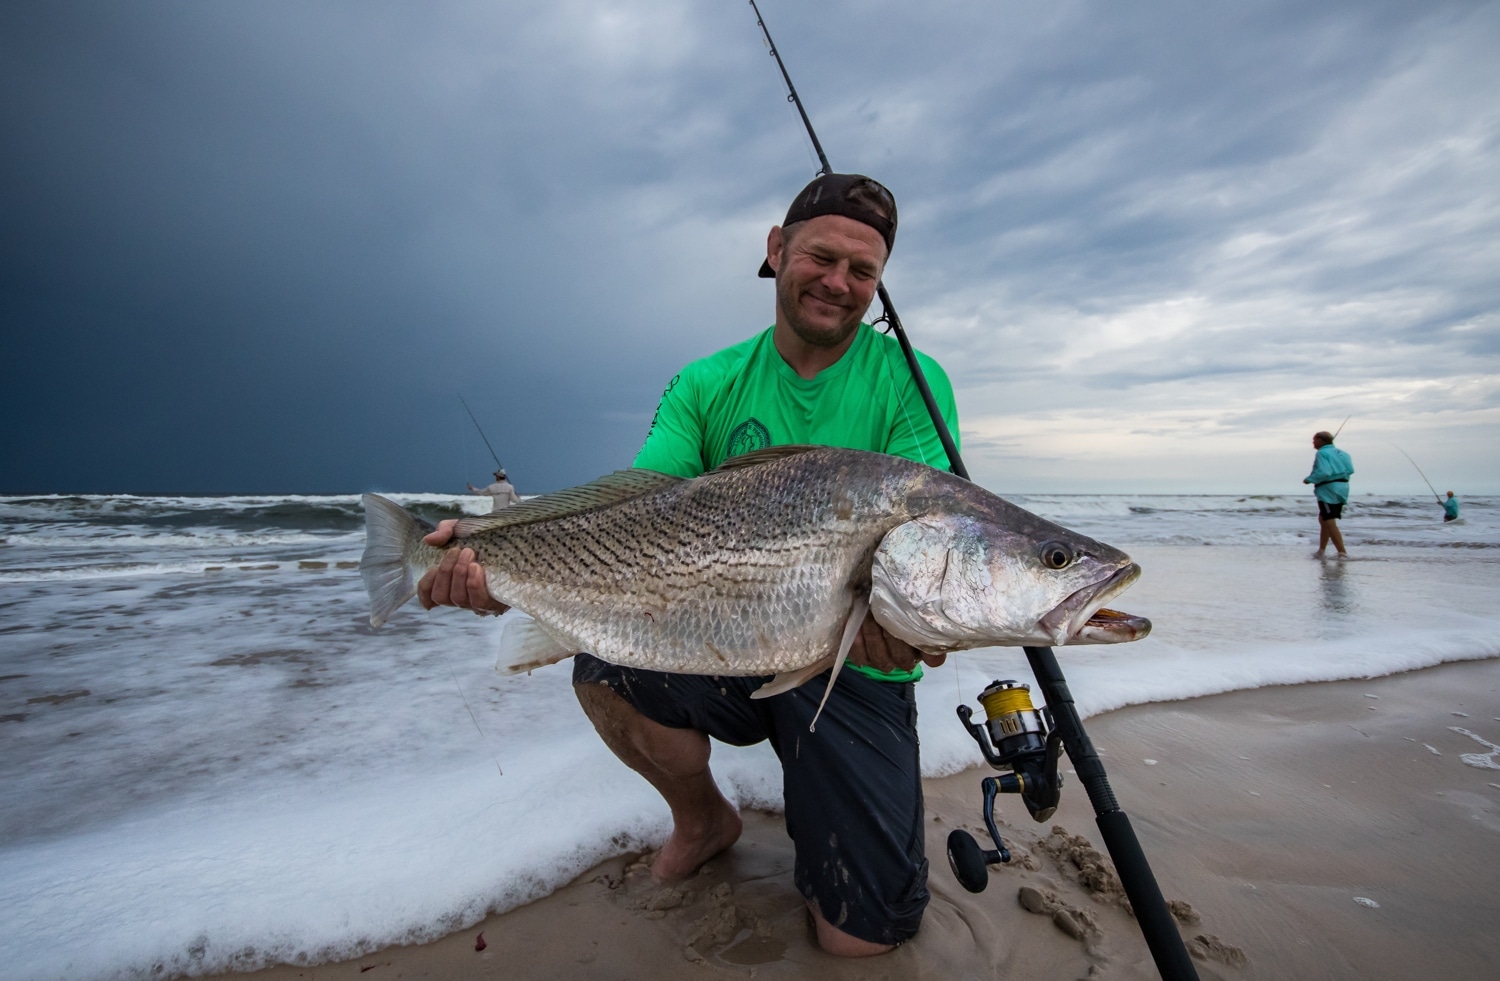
[946,680,1064,893]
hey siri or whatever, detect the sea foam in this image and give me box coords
[1,492,1497,978]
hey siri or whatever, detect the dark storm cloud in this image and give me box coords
[2,0,1497,494]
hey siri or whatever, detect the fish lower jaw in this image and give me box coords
[874,615,1059,654]
[1072,609,1153,645]
[1038,563,1142,645]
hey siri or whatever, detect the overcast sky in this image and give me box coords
[2,0,1496,495]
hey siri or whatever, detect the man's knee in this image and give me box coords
[573,680,709,775]
[807,901,899,957]
[574,680,652,753]
[574,678,626,724]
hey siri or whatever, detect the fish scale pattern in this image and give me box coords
[470,449,931,674]
[376,446,1139,675]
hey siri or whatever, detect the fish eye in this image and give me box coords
[1038,541,1074,570]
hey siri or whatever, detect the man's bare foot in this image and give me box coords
[652,800,743,882]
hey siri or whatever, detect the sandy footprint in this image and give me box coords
[1017,884,1100,942]
[1024,825,1246,970]
[679,881,788,967]
[1035,826,1130,909]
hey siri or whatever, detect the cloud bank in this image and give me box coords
[1,0,1495,494]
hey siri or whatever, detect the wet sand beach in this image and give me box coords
[209,656,1500,981]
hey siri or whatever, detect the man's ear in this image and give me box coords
[765,225,785,276]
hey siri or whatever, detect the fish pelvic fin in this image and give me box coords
[494,611,581,674]
[749,593,870,734]
[807,594,867,733]
[751,655,836,700]
[361,493,433,628]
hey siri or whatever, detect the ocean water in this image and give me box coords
[2,489,1498,979]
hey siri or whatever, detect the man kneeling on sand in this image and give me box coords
[417,174,955,956]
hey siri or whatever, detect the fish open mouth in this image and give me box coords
[1073,607,1153,645]
[1038,563,1147,646]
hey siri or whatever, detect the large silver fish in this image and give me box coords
[361,446,1149,695]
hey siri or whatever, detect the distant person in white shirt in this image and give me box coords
[467,469,521,512]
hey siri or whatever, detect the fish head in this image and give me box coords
[869,514,1144,652]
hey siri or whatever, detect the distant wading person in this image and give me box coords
[1304,431,1354,557]
[467,469,521,512]
[1443,491,1460,522]
[417,174,958,956]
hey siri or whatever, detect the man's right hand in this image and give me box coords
[417,520,510,615]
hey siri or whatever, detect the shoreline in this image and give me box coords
[204,657,1500,979]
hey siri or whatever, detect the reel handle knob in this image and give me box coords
[946,829,1001,894]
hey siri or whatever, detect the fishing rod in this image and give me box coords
[747,5,1197,978]
[1332,415,1351,440]
[1394,445,1444,505]
[749,0,967,482]
[459,395,504,471]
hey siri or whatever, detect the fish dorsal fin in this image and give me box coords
[707,444,824,474]
[455,468,683,535]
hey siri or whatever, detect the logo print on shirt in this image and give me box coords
[727,418,772,458]
[643,374,681,439]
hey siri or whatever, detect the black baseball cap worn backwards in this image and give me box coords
[757,173,898,278]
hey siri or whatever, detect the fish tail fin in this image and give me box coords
[361,493,432,627]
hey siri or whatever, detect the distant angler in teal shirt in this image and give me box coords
[1304,431,1354,557]
[1444,491,1460,521]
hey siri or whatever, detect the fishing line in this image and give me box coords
[876,335,938,470]
[950,641,965,709]
[439,638,505,778]
[437,404,506,778]
[748,0,967,480]
[460,395,504,471]
[461,402,473,491]
[1394,444,1444,504]
[746,6,1197,976]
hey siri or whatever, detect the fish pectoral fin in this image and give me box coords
[806,594,868,732]
[494,611,581,674]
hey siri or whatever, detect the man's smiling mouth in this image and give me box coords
[803,293,848,314]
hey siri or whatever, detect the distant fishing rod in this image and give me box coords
[746,5,1196,979]
[749,0,967,482]
[459,396,504,471]
[1395,445,1444,505]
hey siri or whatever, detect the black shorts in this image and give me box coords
[573,653,929,946]
[1318,500,1344,521]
